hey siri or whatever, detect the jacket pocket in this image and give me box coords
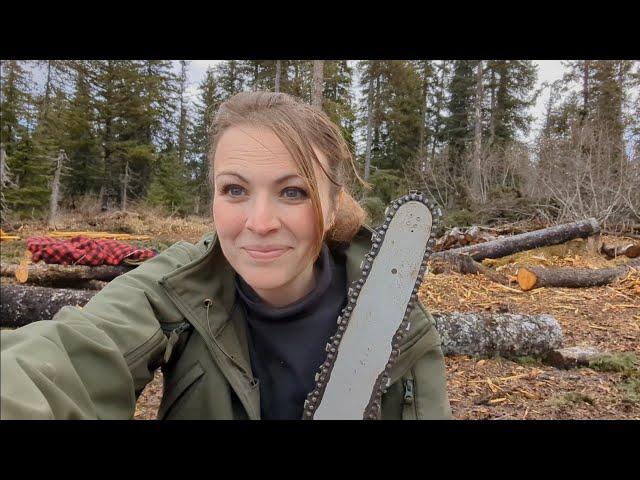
[157,361,205,419]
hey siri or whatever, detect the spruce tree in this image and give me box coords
[1,60,53,215]
[322,60,356,149]
[188,67,221,211]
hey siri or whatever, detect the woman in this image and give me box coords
[0,91,452,420]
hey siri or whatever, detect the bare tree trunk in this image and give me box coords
[433,218,601,262]
[275,60,281,93]
[312,60,324,109]
[433,312,563,357]
[489,67,497,147]
[48,150,66,228]
[429,252,511,285]
[177,60,188,165]
[121,160,129,211]
[364,74,374,181]
[0,285,96,328]
[472,60,484,203]
[418,61,429,157]
[580,60,590,125]
[1,262,130,287]
[517,258,640,291]
[430,60,447,161]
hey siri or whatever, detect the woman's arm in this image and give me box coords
[0,241,197,420]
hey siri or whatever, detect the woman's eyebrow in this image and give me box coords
[216,171,303,184]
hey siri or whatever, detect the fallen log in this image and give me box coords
[516,258,640,291]
[544,346,602,369]
[429,253,511,285]
[0,262,131,287]
[1,285,564,357]
[432,217,600,262]
[1,284,96,328]
[432,312,563,357]
[601,242,640,259]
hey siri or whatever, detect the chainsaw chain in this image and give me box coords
[302,191,442,419]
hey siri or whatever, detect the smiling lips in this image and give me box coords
[243,246,290,260]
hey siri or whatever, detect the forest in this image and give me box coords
[1,60,639,419]
[1,60,639,231]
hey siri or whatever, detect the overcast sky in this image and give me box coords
[181,60,567,143]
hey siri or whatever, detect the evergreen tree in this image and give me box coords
[322,60,356,149]
[244,60,277,91]
[188,67,221,211]
[485,60,538,147]
[61,61,102,198]
[444,60,477,182]
[383,61,423,170]
[1,60,53,214]
[1,60,32,156]
[215,60,245,99]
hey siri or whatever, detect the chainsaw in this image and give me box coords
[303,191,441,420]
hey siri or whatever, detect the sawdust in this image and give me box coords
[421,234,639,420]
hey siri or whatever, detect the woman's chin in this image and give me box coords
[239,269,288,292]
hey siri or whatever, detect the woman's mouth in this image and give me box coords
[243,247,289,261]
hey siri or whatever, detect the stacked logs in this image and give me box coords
[432,218,640,292]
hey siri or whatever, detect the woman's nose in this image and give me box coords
[245,195,281,234]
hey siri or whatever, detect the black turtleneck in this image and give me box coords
[235,244,347,420]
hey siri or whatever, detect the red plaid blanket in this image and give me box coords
[27,235,157,266]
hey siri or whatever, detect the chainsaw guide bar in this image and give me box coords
[303,191,441,420]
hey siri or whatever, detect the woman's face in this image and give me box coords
[212,125,334,305]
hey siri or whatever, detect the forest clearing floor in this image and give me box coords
[1,210,638,419]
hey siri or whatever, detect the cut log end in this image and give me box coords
[517,267,538,291]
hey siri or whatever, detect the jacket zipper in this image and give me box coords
[162,321,192,363]
[403,378,414,404]
[402,370,418,419]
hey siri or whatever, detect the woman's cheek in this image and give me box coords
[281,203,317,250]
[213,200,245,239]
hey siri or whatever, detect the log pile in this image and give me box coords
[430,217,640,293]
[0,284,564,357]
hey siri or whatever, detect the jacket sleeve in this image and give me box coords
[410,307,454,420]
[0,242,195,420]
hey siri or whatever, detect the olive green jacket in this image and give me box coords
[0,227,452,420]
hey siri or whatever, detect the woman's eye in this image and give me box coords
[222,185,246,197]
[282,187,308,200]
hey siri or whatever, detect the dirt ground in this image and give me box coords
[2,211,638,420]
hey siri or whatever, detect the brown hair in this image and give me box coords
[208,91,369,260]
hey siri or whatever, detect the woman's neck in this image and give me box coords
[253,263,316,308]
